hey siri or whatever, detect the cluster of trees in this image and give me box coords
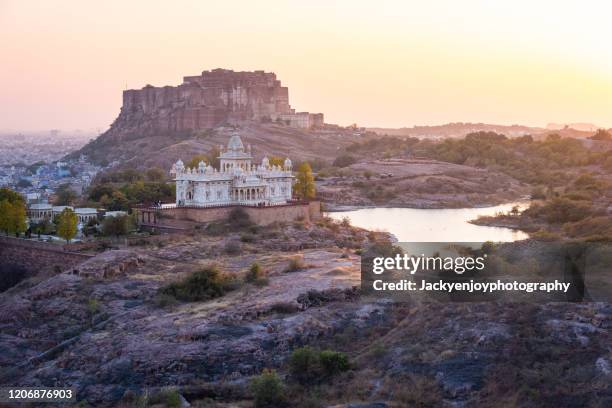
[54,183,78,205]
[88,179,174,210]
[96,167,167,184]
[0,188,27,237]
[345,132,611,186]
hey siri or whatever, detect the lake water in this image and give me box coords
[327,202,529,242]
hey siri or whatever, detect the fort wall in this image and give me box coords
[0,236,94,275]
[117,69,322,131]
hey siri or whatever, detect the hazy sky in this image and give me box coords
[1,0,611,131]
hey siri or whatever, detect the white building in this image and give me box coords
[75,208,97,223]
[27,204,98,224]
[28,203,53,222]
[171,134,294,207]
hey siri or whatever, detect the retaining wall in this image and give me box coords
[0,236,94,275]
[138,201,321,229]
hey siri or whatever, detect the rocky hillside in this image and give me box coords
[319,158,530,209]
[68,122,363,171]
[1,221,610,407]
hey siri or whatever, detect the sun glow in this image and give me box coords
[1,0,611,130]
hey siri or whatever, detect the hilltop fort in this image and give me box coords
[118,68,323,131]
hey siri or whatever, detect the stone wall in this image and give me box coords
[137,201,321,229]
[0,236,94,275]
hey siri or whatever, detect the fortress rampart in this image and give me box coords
[118,69,322,131]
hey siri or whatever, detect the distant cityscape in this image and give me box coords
[0,129,101,202]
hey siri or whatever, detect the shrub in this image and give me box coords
[250,369,286,408]
[160,266,237,302]
[87,299,100,315]
[333,154,357,168]
[530,230,561,242]
[524,197,593,224]
[228,207,252,229]
[284,255,305,272]
[269,302,299,314]
[563,216,612,240]
[165,390,181,408]
[289,347,350,383]
[289,346,321,383]
[341,216,351,227]
[245,262,268,286]
[224,240,242,254]
[319,350,350,376]
[240,233,255,242]
[204,222,228,235]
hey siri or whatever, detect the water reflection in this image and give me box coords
[327,202,529,242]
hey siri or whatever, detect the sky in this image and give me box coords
[1,0,611,132]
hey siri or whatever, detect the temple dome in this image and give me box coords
[284,158,292,169]
[262,156,270,168]
[227,134,244,151]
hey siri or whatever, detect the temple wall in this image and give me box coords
[138,201,321,230]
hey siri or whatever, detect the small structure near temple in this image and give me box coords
[136,134,320,230]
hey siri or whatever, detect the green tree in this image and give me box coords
[8,200,27,237]
[99,190,129,211]
[146,167,166,182]
[101,214,130,237]
[0,199,12,235]
[55,183,78,205]
[0,199,27,237]
[187,154,208,169]
[56,208,78,243]
[0,187,25,205]
[294,162,316,200]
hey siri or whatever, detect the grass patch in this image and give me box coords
[245,262,269,286]
[284,255,305,272]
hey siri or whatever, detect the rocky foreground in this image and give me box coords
[1,219,611,407]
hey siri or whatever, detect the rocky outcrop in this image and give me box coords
[76,250,145,279]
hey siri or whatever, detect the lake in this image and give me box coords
[327,202,529,242]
